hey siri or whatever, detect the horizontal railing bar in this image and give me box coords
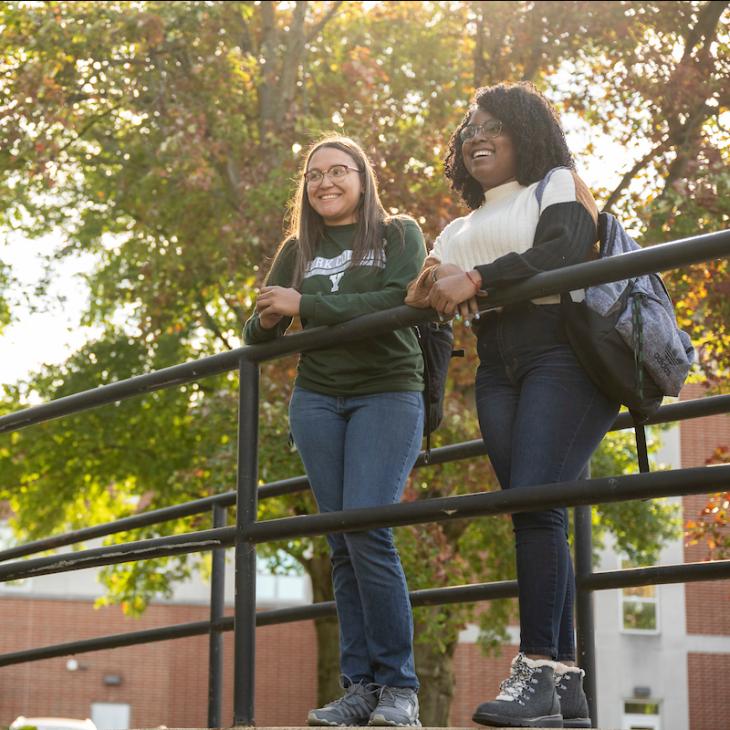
[0,527,236,582]
[0,476,310,563]
[4,394,728,563]
[1,229,728,436]
[3,556,728,667]
[580,559,730,591]
[2,464,729,582]
[0,618,228,666]
[257,475,310,500]
[0,351,246,435]
[0,494,237,562]
[473,228,730,313]
[612,393,730,430]
[0,580,520,667]
[244,465,730,543]
[258,579,525,626]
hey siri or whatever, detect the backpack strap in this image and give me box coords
[414,324,433,463]
[632,420,651,473]
[533,166,569,210]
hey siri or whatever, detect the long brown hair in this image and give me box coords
[271,135,390,288]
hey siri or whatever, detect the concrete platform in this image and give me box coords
[137,726,612,730]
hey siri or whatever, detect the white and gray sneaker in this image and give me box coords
[369,686,421,727]
[308,680,379,726]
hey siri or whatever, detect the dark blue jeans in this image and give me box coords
[474,303,619,661]
[289,387,424,689]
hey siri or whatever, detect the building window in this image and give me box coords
[622,700,661,729]
[619,558,659,633]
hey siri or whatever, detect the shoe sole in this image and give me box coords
[472,711,563,728]
[308,715,370,727]
[563,719,591,728]
[368,715,421,727]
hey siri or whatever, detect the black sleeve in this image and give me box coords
[474,202,597,288]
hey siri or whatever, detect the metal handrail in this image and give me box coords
[1,228,728,435]
[0,227,728,727]
[3,393,728,564]
[0,463,728,582]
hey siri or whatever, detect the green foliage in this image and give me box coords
[1,0,727,722]
[592,428,681,565]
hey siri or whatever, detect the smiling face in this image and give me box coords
[306,146,363,226]
[461,109,517,192]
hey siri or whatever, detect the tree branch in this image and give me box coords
[195,292,233,350]
[682,1,729,60]
[601,138,670,213]
[305,0,344,44]
[56,103,123,154]
[223,294,247,325]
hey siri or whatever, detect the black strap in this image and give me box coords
[633,421,651,474]
[415,325,432,464]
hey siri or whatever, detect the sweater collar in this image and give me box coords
[483,180,523,205]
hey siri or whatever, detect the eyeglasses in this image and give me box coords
[459,119,503,142]
[304,164,361,185]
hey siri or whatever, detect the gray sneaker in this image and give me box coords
[472,653,563,728]
[555,664,591,728]
[369,686,421,727]
[308,680,379,726]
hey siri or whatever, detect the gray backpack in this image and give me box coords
[535,169,695,423]
[586,212,695,396]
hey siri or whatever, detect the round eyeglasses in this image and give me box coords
[459,119,503,142]
[304,164,362,185]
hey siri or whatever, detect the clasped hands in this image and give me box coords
[256,285,301,330]
[428,263,484,323]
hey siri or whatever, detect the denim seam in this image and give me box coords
[341,391,421,690]
[546,381,600,662]
[390,393,423,503]
[552,381,600,483]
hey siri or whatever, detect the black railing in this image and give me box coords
[0,227,729,728]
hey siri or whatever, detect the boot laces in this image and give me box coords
[497,657,537,702]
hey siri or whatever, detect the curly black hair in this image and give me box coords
[444,82,575,210]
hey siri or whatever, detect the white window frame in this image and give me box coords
[618,556,660,635]
[622,699,661,729]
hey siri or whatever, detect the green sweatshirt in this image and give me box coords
[243,218,426,396]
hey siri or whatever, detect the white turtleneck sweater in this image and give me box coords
[431,167,598,304]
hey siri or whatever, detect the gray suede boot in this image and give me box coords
[555,664,591,728]
[472,653,563,728]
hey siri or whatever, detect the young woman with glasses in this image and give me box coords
[407,82,619,728]
[244,135,425,727]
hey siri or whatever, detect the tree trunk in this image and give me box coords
[307,552,343,706]
[413,619,458,726]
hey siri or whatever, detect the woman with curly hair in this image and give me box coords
[408,82,619,728]
[245,135,425,727]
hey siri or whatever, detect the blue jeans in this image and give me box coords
[289,386,424,689]
[474,303,619,661]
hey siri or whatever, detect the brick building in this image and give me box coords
[0,386,728,729]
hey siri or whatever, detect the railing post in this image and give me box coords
[234,358,259,726]
[208,503,227,728]
[575,504,597,727]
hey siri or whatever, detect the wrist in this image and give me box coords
[465,269,482,293]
